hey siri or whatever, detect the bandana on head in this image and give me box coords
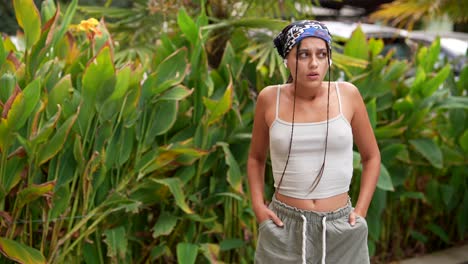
[274,20,332,59]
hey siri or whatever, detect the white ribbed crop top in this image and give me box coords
[269,82,354,199]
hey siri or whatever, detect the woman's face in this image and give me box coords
[285,37,329,86]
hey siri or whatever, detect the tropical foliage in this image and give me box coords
[369,0,468,30]
[0,0,467,263]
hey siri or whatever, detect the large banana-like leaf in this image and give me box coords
[153,211,178,238]
[376,164,394,191]
[203,75,233,126]
[13,0,41,49]
[37,111,78,165]
[0,39,6,67]
[5,79,41,131]
[177,8,198,46]
[152,178,193,214]
[409,138,443,168]
[217,142,243,194]
[16,181,55,210]
[103,226,127,260]
[0,237,46,264]
[177,243,198,264]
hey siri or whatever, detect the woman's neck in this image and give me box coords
[288,82,327,101]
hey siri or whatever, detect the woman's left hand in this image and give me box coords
[349,210,364,226]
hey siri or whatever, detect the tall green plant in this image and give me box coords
[342,26,468,261]
[0,1,256,263]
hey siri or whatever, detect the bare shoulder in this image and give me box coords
[258,85,278,98]
[337,81,361,99]
[256,85,279,105]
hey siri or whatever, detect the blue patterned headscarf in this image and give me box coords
[274,20,332,59]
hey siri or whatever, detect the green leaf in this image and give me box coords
[153,211,178,238]
[376,163,394,191]
[200,243,220,264]
[399,192,425,200]
[381,144,407,164]
[0,237,46,264]
[457,66,468,92]
[177,243,198,264]
[217,142,242,193]
[177,8,198,45]
[427,223,450,244]
[153,48,188,95]
[152,178,193,214]
[344,25,369,60]
[393,95,414,113]
[47,75,72,116]
[51,0,78,50]
[203,76,233,125]
[422,64,451,97]
[0,73,16,104]
[30,106,61,146]
[49,185,70,219]
[374,126,406,139]
[422,37,441,72]
[40,0,56,23]
[37,111,78,165]
[160,85,193,101]
[219,239,244,251]
[110,66,131,100]
[13,0,41,49]
[352,151,361,170]
[16,181,55,210]
[384,61,407,81]
[2,156,25,194]
[103,226,127,260]
[410,66,426,95]
[366,98,376,129]
[368,38,384,57]
[457,192,468,238]
[0,40,6,69]
[105,125,134,167]
[460,130,468,153]
[410,230,428,243]
[83,46,115,103]
[79,45,114,130]
[440,184,454,207]
[409,138,443,168]
[151,100,177,137]
[435,96,468,110]
[6,79,41,130]
[83,242,100,264]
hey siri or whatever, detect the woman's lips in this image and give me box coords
[307,72,320,80]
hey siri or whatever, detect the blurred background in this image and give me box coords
[0,1,467,263]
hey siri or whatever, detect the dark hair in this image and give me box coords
[275,27,332,196]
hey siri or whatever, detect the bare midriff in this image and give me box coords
[275,192,349,212]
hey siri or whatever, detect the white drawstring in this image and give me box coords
[321,216,327,264]
[301,214,307,264]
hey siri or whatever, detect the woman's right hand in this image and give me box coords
[254,204,284,227]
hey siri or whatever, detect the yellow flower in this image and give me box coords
[70,18,102,38]
[77,18,99,31]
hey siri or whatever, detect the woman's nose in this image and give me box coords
[309,56,318,68]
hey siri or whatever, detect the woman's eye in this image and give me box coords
[318,52,327,58]
[299,52,309,58]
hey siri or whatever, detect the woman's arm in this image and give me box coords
[347,83,381,224]
[247,87,283,226]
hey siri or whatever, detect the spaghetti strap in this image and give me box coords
[335,82,343,114]
[275,85,281,119]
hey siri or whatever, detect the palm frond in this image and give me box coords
[370,0,468,30]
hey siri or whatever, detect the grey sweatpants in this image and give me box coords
[255,196,369,264]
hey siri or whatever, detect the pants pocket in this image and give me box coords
[258,219,273,231]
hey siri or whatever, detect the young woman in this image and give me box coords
[247,20,381,264]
